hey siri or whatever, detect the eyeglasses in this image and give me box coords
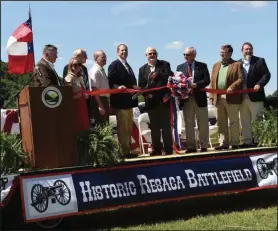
[148,53,157,55]
[72,63,82,67]
[183,53,191,56]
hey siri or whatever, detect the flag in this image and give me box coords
[6,11,34,74]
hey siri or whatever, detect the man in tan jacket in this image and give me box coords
[210,44,244,150]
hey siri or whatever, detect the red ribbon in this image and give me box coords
[85,87,257,96]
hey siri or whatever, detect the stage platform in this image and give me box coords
[125,146,277,163]
[1,146,277,227]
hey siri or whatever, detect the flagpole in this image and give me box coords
[3,6,35,109]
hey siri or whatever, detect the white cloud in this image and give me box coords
[110,1,150,15]
[57,57,64,61]
[164,41,184,50]
[223,1,268,11]
[125,18,152,27]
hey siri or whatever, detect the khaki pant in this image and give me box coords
[239,97,264,144]
[183,96,209,149]
[217,98,240,146]
[115,108,133,155]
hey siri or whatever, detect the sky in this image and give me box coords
[1,1,277,95]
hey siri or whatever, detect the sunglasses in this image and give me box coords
[183,53,191,56]
[148,52,157,55]
[72,63,82,67]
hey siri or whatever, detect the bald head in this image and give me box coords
[94,50,107,67]
[146,47,158,65]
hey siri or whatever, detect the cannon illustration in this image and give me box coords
[256,157,278,179]
[30,180,71,213]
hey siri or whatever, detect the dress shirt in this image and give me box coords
[89,63,110,97]
[118,57,131,73]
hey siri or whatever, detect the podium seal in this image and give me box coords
[41,86,62,108]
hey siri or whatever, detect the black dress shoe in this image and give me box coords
[200,148,207,152]
[186,149,197,154]
[124,153,139,159]
[214,145,229,150]
[231,145,239,149]
[149,151,162,156]
[239,143,253,148]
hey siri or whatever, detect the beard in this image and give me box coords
[245,55,252,61]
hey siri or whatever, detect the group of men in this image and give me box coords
[31,42,271,159]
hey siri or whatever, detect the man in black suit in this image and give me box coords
[138,47,173,156]
[239,42,271,148]
[176,47,210,153]
[108,44,139,158]
[31,44,61,87]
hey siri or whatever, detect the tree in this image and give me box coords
[0,61,32,109]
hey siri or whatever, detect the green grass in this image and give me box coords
[112,206,277,230]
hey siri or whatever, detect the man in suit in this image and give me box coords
[238,42,271,148]
[63,49,92,118]
[138,47,173,156]
[108,44,139,158]
[31,44,61,87]
[210,44,244,150]
[176,47,210,153]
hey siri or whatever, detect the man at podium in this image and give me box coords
[31,44,61,87]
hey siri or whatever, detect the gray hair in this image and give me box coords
[185,47,197,54]
[43,44,57,54]
[145,47,157,54]
[73,48,86,57]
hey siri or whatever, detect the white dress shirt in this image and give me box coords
[89,63,110,97]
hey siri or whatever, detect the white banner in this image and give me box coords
[22,174,78,221]
[249,153,277,187]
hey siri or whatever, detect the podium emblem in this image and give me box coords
[41,86,62,108]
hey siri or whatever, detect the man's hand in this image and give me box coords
[254,84,260,91]
[191,83,197,89]
[227,87,233,93]
[98,106,106,116]
[150,72,157,79]
[133,85,141,90]
[118,85,126,89]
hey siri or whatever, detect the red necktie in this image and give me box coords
[188,63,192,77]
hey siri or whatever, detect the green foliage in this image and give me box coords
[77,124,124,167]
[0,133,30,174]
[252,107,278,147]
[0,61,32,109]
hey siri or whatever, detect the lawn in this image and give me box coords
[112,206,277,230]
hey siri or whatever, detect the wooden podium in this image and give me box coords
[18,86,78,169]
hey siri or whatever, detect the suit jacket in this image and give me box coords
[176,61,210,107]
[108,59,138,109]
[238,56,271,102]
[63,64,90,90]
[210,59,244,104]
[31,58,60,87]
[138,60,173,110]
